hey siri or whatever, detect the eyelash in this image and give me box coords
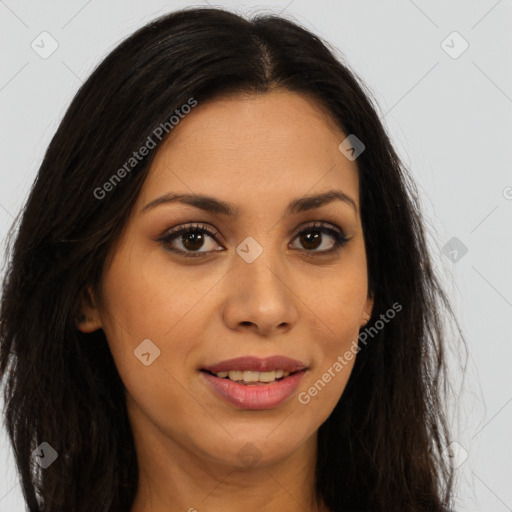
[156,221,350,258]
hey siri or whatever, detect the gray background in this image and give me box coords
[1,1,511,510]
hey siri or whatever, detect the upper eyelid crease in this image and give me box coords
[141,190,358,217]
[159,220,345,241]
[156,221,349,258]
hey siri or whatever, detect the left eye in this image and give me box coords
[290,222,349,253]
[157,221,349,258]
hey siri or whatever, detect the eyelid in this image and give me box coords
[156,220,350,257]
[293,220,344,236]
[160,222,220,239]
[290,221,350,252]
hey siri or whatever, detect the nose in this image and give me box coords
[221,249,299,337]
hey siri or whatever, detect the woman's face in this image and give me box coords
[80,90,373,472]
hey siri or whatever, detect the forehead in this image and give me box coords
[136,90,360,215]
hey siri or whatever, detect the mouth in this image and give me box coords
[199,356,308,410]
[201,355,307,375]
[200,368,299,385]
[200,362,307,411]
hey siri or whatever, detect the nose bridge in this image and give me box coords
[222,236,298,333]
[235,237,288,303]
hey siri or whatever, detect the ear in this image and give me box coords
[360,294,374,327]
[76,285,103,333]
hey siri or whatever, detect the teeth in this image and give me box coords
[214,369,292,383]
[242,370,260,382]
[228,370,243,381]
[258,371,276,382]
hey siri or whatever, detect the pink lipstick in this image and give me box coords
[201,355,307,410]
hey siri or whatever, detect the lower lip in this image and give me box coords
[201,370,306,410]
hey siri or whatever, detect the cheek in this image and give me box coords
[98,251,194,379]
[299,360,355,414]
[297,298,360,419]
[296,261,367,410]
[98,244,225,392]
[98,253,208,432]
[306,267,368,346]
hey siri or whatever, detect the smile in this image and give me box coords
[207,369,292,384]
[200,368,306,410]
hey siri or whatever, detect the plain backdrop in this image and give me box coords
[1,1,511,510]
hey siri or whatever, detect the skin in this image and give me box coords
[78,89,373,512]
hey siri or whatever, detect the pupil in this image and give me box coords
[301,231,321,250]
[183,230,204,251]
[182,229,322,252]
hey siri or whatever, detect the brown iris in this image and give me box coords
[299,231,322,250]
[182,230,205,251]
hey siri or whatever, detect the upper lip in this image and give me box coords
[202,355,307,374]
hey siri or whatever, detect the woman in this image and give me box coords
[0,7,463,512]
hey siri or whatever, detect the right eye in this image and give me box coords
[156,223,225,258]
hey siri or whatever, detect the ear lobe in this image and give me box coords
[360,313,371,327]
[76,285,102,333]
[361,295,374,327]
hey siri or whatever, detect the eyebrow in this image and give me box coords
[141,189,358,216]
